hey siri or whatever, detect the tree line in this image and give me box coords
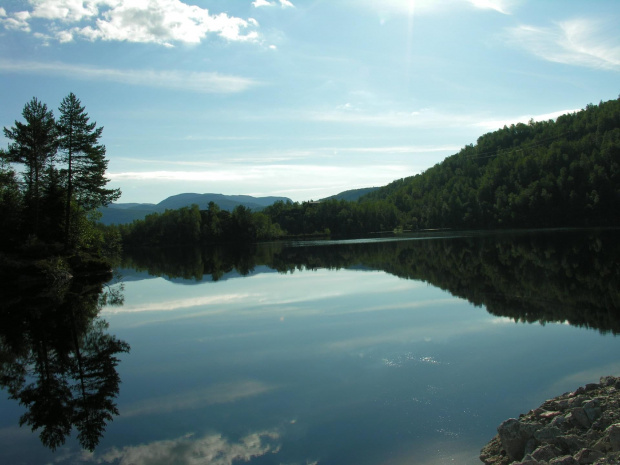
[1,94,120,259]
[115,97,620,248]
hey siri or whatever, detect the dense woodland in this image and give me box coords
[363,97,620,230]
[114,97,620,246]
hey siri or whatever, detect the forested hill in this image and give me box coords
[361,97,620,229]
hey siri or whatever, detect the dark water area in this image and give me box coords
[1,229,619,464]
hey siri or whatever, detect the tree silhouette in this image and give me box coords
[3,97,58,236]
[57,93,120,248]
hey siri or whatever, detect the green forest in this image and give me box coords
[116,97,620,247]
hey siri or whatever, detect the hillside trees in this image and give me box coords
[362,97,620,229]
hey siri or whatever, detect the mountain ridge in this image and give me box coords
[99,193,293,225]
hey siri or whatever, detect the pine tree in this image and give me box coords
[57,93,120,248]
[3,98,57,236]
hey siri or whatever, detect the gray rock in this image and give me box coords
[535,425,564,442]
[531,444,562,461]
[559,434,587,454]
[551,414,570,430]
[513,458,541,465]
[574,447,604,464]
[607,423,620,452]
[549,456,579,465]
[568,407,592,429]
[583,398,603,423]
[498,418,535,461]
[481,377,620,465]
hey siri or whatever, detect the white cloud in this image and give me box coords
[355,0,514,15]
[0,59,259,93]
[252,0,274,7]
[1,0,260,45]
[108,163,409,184]
[506,18,620,71]
[468,0,513,15]
[475,108,581,131]
[29,0,100,22]
[308,107,480,128]
[252,0,294,8]
[0,9,31,32]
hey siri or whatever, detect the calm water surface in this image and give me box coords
[1,230,619,464]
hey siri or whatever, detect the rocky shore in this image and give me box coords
[480,376,620,465]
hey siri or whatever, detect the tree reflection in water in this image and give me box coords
[0,274,129,452]
[122,228,620,334]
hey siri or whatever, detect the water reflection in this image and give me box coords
[94,430,280,465]
[122,229,620,334]
[0,274,130,452]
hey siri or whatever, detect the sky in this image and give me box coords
[1,0,619,204]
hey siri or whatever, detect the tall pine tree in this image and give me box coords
[57,93,120,248]
[3,98,58,236]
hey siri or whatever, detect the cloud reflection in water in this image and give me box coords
[120,380,278,418]
[96,430,281,465]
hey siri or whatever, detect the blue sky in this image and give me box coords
[1,0,619,204]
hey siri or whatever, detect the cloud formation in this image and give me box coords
[0,59,259,93]
[506,18,620,71]
[0,0,260,45]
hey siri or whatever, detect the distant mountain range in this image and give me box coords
[98,193,292,225]
[99,188,381,225]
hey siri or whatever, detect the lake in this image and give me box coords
[1,229,619,465]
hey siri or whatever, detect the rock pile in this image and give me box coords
[480,376,620,465]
